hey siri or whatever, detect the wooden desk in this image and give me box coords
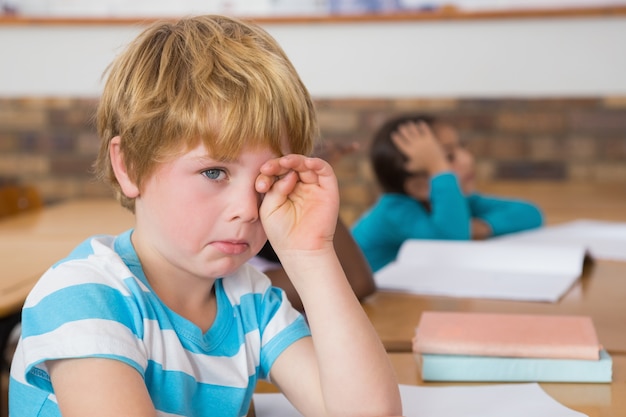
[256,352,626,416]
[0,198,134,317]
[363,259,626,354]
[0,198,133,237]
[389,352,626,417]
[479,181,626,225]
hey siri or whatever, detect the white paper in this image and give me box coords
[373,240,585,302]
[495,219,626,262]
[253,383,587,417]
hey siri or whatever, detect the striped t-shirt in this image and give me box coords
[9,230,310,416]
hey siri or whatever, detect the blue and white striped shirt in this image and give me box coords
[9,230,310,416]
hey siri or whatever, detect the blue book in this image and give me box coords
[417,349,612,383]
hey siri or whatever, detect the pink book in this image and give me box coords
[413,311,601,360]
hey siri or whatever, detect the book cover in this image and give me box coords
[416,349,612,383]
[414,311,601,360]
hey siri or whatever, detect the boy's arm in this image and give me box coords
[264,217,376,312]
[48,358,156,417]
[256,155,402,417]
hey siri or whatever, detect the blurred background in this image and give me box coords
[1,0,625,224]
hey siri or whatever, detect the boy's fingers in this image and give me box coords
[258,155,333,193]
[255,173,277,194]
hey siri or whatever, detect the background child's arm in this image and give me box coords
[468,193,544,237]
[263,217,376,312]
[256,155,402,417]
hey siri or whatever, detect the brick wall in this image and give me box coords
[1,97,625,225]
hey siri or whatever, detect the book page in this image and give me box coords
[374,240,585,302]
[496,219,626,262]
[252,383,587,417]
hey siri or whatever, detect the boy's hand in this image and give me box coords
[255,154,339,254]
[391,121,450,175]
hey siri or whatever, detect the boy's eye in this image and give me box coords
[202,168,227,181]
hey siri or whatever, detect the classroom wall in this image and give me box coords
[0,16,625,97]
[1,97,624,225]
[1,15,625,223]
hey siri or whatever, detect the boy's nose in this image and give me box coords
[230,186,262,223]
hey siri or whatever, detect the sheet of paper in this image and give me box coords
[373,240,585,302]
[496,219,626,262]
[253,383,587,417]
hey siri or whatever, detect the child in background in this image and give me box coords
[352,114,543,272]
[9,15,401,417]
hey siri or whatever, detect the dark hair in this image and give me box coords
[370,114,437,194]
[256,240,279,263]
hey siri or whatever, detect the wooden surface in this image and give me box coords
[256,353,626,416]
[0,198,133,237]
[389,352,626,417]
[0,198,133,317]
[479,181,626,225]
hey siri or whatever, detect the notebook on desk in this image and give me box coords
[412,311,612,383]
[374,239,585,302]
[413,311,602,360]
[416,349,613,383]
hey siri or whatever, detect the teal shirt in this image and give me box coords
[352,173,543,272]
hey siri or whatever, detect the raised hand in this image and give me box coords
[255,154,339,255]
[391,121,450,175]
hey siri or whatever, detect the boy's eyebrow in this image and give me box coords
[194,153,238,164]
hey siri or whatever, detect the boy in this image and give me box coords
[352,114,544,272]
[9,15,402,417]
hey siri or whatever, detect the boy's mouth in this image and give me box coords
[211,240,249,255]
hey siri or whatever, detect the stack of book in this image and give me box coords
[413,311,612,383]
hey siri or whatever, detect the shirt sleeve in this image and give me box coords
[468,193,544,236]
[19,261,148,392]
[417,172,472,240]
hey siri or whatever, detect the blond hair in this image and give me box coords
[95,15,318,211]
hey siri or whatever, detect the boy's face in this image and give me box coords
[434,124,476,195]
[132,142,277,282]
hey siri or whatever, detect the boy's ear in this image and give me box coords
[110,136,140,198]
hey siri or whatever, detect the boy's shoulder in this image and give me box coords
[25,233,138,303]
[53,233,133,277]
